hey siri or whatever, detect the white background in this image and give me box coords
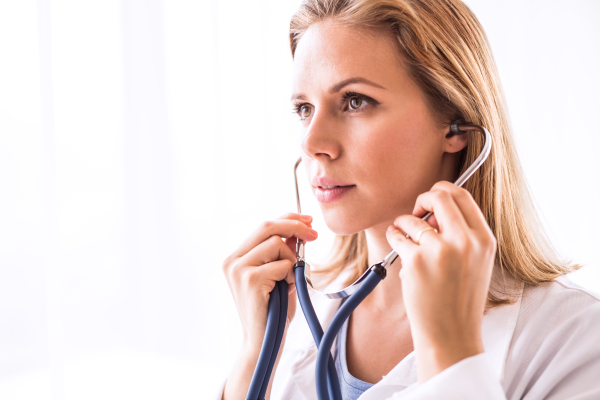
[0,0,599,398]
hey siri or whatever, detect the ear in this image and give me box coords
[442,130,469,154]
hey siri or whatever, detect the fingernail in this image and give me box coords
[309,228,318,237]
[301,215,312,221]
[387,225,396,232]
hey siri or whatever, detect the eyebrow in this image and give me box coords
[290,77,386,102]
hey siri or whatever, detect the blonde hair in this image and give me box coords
[289,0,582,307]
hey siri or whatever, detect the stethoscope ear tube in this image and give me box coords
[246,280,288,400]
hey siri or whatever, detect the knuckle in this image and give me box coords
[291,219,302,229]
[411,251,425,264]
[269,235,283,245]
[491,234,498,247]
[450,231,468,248]
[279,212,295,220]
[455,186,471,199]
[225,258,243,282]
[274,236,290,255]
[460,239,473,253]
[486,235,498,255]
[409,219,423,232]
[221,255,232,273]
[260,220,273,231]
[432,180,452,191]
[242,268,260,287]
[281,259,294,270]
[393,215,407,228]
[475,232,496,253]
[437,190,452,201]
[431,181,443,191]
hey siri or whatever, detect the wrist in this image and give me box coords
[240,338,263,361]
[414,338,483,384]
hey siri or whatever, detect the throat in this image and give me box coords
[344,304,413,384]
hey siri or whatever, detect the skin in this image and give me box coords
[222,19,497,399]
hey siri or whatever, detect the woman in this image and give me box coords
[217,0,600,399]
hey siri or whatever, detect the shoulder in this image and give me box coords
[518,275,600,330]
[503,275,600,399]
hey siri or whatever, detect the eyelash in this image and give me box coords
[292,91,378,120]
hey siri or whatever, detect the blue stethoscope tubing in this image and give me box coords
[246,261,387,400]
[295,261,343,400]
[312,262,388,400]
[245,261,343,400]
[245,280,288,400]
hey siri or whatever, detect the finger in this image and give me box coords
[241,234,297,267]
[425,181,490,234]
[278,212,312,257]
[393,214,440,245]
[284,236,300,258]
[255,259,296,288]
[234,218,318,258]
[288,282,297,296]
[424,213,440,231]
[386,224,419,255]
[409,189,469,236]
[277,213,312,256]
[276,212,313,228]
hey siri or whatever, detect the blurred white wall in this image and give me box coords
[0,0,598,398]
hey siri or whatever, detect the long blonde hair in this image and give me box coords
[289,0,582,307]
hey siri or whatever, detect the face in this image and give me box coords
[291,20,466,235]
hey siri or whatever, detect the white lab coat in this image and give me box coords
[213,273,600,399]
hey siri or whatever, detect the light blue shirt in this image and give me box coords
[334,303,374,400]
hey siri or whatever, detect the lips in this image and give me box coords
[310,176,355,203]
[311,176,354,188]
[314,185,355,203]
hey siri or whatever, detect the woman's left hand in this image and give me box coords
[386,180,497,384]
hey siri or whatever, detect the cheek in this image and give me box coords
[349,115,435,218]
[355,117,422,180]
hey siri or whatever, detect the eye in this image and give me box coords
[349,96,364,110]
[293,103,313,120]
[299,105,312,119]
[342,91,378,112]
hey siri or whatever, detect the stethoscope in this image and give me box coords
[245,120,492,400]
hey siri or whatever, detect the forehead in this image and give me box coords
[292,20,408,91]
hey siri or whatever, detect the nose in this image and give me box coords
[300,108,341,161]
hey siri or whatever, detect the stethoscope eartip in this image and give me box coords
[447,119,465,138]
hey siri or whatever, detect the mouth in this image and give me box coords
[314,185,356,203]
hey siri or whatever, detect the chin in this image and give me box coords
[320,207,367,235]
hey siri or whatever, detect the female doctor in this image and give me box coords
[217,0,600,399]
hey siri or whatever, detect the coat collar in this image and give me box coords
[290,269,524,399]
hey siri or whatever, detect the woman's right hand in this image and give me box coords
[222,212,318,351]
